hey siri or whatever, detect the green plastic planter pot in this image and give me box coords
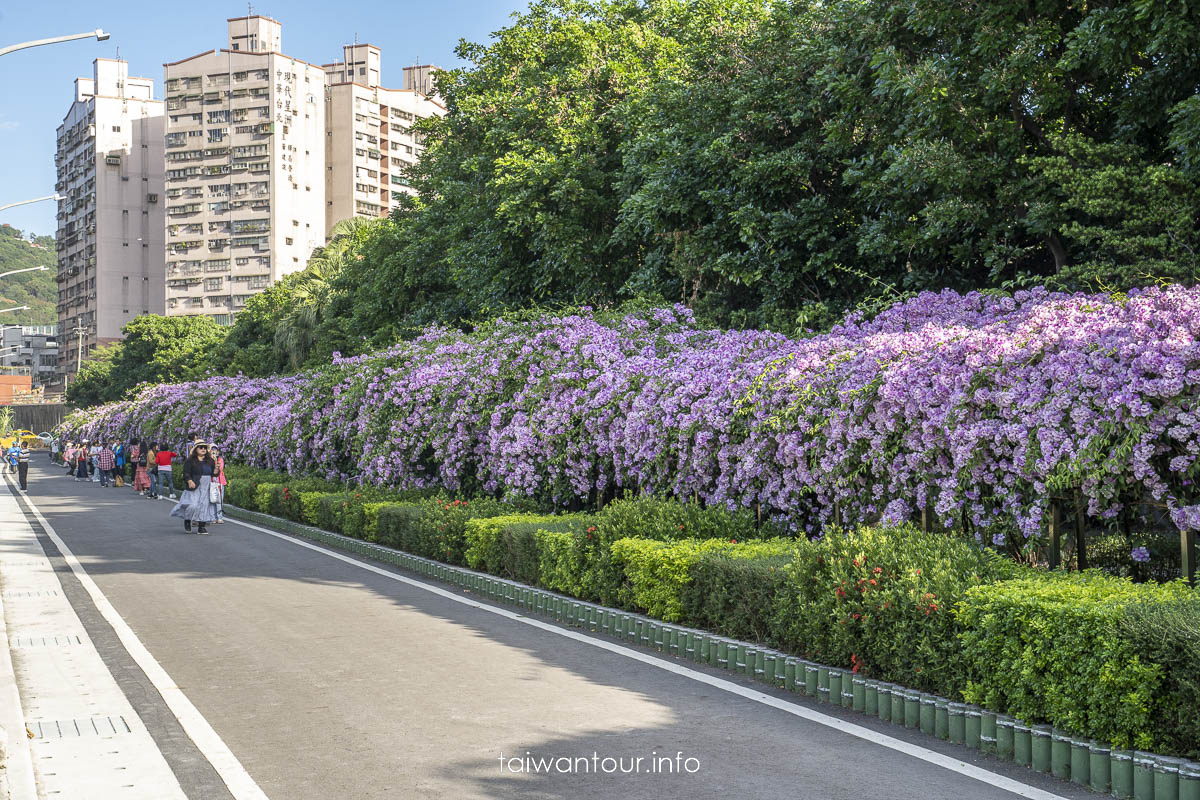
[1110,750,1134,799]
[1134,751,1156,800]
[891,689,906,727]
[1154,755,1185,800]
[934,699,949,741]
[1031,725,1052,773]
[784,660,797,692]
[804,663,819,697]
[980,711,997,755]
[737,646,752,675]
[964,707,981,749]
[1179,761,1200,800]
[1070,738,1091,786]
[948,703,966,745]
[773,656,788,688]
[995,716,1015,761]
[841,676,856,709]
[904,691,920,729]
[1051,732,1072,780]
[864,681,878,716]
[763,654,776,684]
[754,650,767,681]
[715,640,730,669]
[1012,723,1031,767]
[919,695,936,736]
[1089,741,1111,794]
[827,670,843,706]
[817,667,831,702]
[875,683,891,722]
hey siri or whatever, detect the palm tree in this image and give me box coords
[274,217,383,369]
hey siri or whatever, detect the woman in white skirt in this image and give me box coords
[169,441,218,534]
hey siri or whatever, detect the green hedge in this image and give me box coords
[580,495,781,605]
[612,538,795,622]
[957,573,1198,751]
[772,524,1017,694]
[680,550,793,643]
[1118,597,1200,758]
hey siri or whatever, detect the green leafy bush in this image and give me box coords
[612,538,796,621]
[316,494,355,533]
[465,515,563,573]
[958,573,1197,751]
[581,495,779,605]
[773,525,1015,693]
[298,492,328,526]
[373,497,512,564]
[536,529,587,595]
[681,549,795,643]
[1118,597,1200,758]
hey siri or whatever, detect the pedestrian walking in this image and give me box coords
[16,441,30,491]
[170,441,218,534]
[132,440,151,495]
[5,443,17,475]
[74,441,90,481]
[87,441,100,481]
[50,438,60,463]
[97,442,116,487]
[211,445,227,523]
[155,445,178,499]
[113,439,125,483]
[145,442,159,498]
[126,437,139,483]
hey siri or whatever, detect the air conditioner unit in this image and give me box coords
[105,155,121,166]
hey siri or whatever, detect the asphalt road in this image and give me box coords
[8,459,1096,800]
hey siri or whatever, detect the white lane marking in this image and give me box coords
[13,487,269,800]
[228,517,1071,800]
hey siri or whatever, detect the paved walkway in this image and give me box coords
[1,460,1096,799]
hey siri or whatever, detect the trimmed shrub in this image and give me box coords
[681,550,795,643]
[342,501,395,541]
[581,495,780,605]
[298,491,328,526]
[1118,597,1200,758]
[772,525,1016,693]
[536,529,586,595]
[316,494,355,534]
[957,573,1197,751]
[612,538,795,621]
[373,497,512,563]
[465,515,562,573]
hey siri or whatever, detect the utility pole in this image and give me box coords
[68,321,87,387]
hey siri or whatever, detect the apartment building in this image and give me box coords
[323,47,444,234]
[162,16,326,322]
[0,325,59,393]
[54,59,165,384]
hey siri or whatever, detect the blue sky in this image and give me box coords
[0,0,530,237]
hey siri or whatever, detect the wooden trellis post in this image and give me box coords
[1074,491,1088,571]
[1048,499,1062,569]
[1183,528,1197,586]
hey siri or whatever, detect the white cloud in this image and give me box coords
[0,121,19,131]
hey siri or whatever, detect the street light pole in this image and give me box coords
[0,306,30,316]
[0,266,49,280]
[0,30,110,59]
[0,195,62,214]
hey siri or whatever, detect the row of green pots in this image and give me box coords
[230,505,1200,800]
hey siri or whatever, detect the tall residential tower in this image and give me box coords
[54,58,165,384]
[162,16,326,322]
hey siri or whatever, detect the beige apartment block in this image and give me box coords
[54,58,165,385]
[323,46,444,235]
[163,16,326,322]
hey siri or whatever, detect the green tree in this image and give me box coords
[0,225,56,326]
[66,315,226,406]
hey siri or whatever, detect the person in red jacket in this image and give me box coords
[155,446,178,500]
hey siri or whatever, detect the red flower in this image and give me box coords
[869,579,877,586]
[587,526,596,533]
[873,567,882,574]
[730,538,737,544]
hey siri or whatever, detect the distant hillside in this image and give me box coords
[0,224,56,327]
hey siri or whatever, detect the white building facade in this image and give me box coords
[162,16,326,322]
[54,59,165,384]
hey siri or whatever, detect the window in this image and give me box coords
[285,237,293,245]
[204,278,223,291]
[112,126,121,132]
[359,67,366,76]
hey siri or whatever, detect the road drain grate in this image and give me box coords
[11,635,83,648]
[26,716,132,739]
[3,590,60,598]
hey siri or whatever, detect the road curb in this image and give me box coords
[0,478,46,800]
[223,502,1200,800]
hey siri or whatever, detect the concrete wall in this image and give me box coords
[9,404,67,434]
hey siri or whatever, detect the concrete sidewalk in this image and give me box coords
[0,477,188,799]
